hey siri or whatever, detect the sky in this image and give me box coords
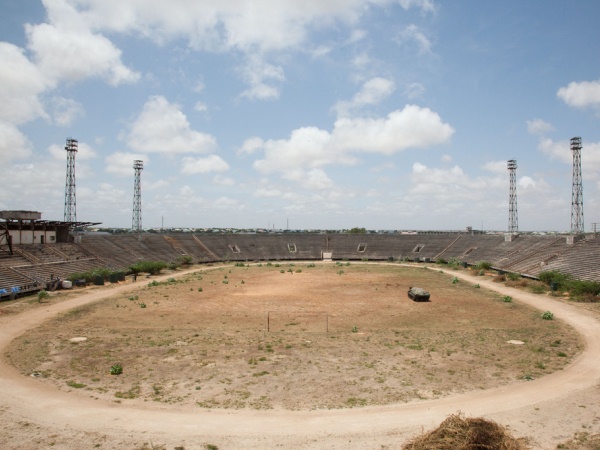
[1,0,600,232]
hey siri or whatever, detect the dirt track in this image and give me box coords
[1,264,600,449]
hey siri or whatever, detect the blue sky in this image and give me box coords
[1,0,600,231]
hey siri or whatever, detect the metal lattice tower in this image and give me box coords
[507,159,518,233]
[570,137,584,234]
[64,138,78,222]
[132,160,143,232]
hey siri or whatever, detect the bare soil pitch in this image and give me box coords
[5,263,581,411]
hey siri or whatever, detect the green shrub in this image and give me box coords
[475,261,492,270]
[352,326,358,333]
[502,295,512,303]
[569,280,600,298]
[451,276,459,284]
[541,311,554,320]
[506,272,521,281]
[538,270,572,291]
[110,364,123,375]
[37,289,50,302]
[447,257,462,269]
[129,260,168,275]
[473,284,480,288]
[178,255,193,265]
[139,302,146,308]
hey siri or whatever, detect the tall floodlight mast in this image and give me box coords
[507,159,518,233]
[64,138,78,222]
[570,137,584,234]
[132,160,143,232]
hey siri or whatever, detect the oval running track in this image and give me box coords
[0,265,599,449]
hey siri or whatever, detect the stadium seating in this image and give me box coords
[1,232,600,297]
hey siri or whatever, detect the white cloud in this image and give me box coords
[403,82,426,99]
[249,104,453,187]
[252,126,336,174]
[538,137,600,177]
[330,105,454,154]
[51,97,85,126]
[194,101,208,112]
[105,151,148,177]
[213,174,235,186]
[347,29,367,44]
[76,0,371,52]
[0,121,33,164]
[408,163,505,211]
[482,160,509,175]
[538,137,571,164]
[398,0,436,13]
[310,45,333,58]
[518,176,536,189]
[557,79,600,108]
[396,24,432,54]
[282,168,334,190]
[181,155,230,174]
[127,96,217,154]
[240,56,285,100]
[334,77,396,117]
[527,118,554,135]
[26,21,139,86]
[0,42,48,125]
[352,51,372,68]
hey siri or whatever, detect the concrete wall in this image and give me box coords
[9,229,56,245]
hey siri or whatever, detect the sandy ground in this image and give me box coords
[1,263,599,449]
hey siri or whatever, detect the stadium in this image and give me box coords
[1,138,600,449]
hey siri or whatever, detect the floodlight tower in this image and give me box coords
[64,138,78,222]
[507,159,518,233]
[132,160,143,232]
[570,137,584,234]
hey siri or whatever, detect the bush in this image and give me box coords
[452,276,459,284]
[569,280,600,298]
[129,260,168,275]
[506,272,521,281]
[475,261,492,271]
[37,289,50,302]
[110,364,123,375]
[178,255,194,266]
[447,257,462,269]
[502,295,512,303]
[542,311,554,320]
[538,270,572,291]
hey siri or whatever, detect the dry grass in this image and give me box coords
[403,413,529,450]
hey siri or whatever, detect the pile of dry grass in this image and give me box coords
[403,413,529,450]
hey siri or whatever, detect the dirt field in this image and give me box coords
[1,262,599,449]
[4,263,582,410]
